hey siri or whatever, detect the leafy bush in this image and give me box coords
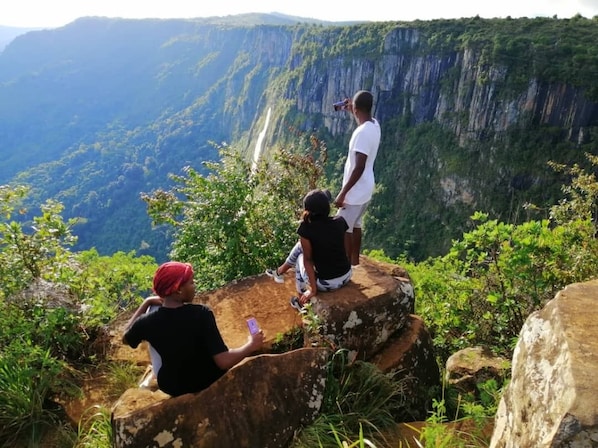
[71,249,157,326]
[404,210,598,360]
[0,185,78,300]
[143,142,328,291]
[0,185,158,446]
[398,154,598,360]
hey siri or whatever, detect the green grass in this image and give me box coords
[291,350,410,448]
[74,406,113,448]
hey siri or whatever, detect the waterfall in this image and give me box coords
[251,107,271,173]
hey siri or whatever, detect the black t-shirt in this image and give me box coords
[124,304,228,396]
[297,215,351,279]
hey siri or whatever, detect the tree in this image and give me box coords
[0,185,79,299]
[143,141,328,291]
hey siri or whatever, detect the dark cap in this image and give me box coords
[303,189,332,216]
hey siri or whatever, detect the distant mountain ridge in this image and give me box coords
[0,15,596,261]
[0,12,359,52]
[0,25,42,51]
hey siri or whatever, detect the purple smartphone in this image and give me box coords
[246,317,260,335]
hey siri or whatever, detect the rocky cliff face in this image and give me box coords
[258,21,597,259]
[274,25,597,144]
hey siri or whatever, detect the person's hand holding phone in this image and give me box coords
[246,317,264,350]
[246,317,260,335]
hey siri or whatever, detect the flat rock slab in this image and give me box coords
[199,256,415,358]
[112,256,414,367]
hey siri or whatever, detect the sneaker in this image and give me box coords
[138,367,158,390]
[265,268,284,284]
[290,296,304,311]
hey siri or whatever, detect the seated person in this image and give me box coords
[123,261,264,396]
[124,295,163,388]
[266,189,352,309]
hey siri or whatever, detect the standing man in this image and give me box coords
[334,90,381,266]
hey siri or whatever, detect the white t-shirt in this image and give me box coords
[342,118,381,205]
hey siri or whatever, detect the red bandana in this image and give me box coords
[153,262,194,297]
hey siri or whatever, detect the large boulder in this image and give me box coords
[445,346,510,398]
[490,280,598,447]
[9,278,77,310]
[369,314,441,420]
[112,348,331,448]
[196,255,415,359]
[310,259,414,360]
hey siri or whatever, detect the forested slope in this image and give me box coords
[0,15,596,261]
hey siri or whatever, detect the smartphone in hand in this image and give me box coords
[246,317,260,335]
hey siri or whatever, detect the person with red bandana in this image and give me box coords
[123,261,264,397]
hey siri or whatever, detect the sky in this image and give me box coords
[1,0,597,28]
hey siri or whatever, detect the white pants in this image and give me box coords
[146,305,162,375]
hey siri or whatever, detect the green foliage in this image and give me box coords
[292,350,408,448]
[143,141,327,291]
[395,154,598,361]
[394,375,499,448]
[0,185,79,299]
[0,301,88,376]
[74,406,113,448]
[0,343,68,447]
[413,398,492,448]
[548,153,598,227]
[270,327,305,353]
[407,377,502,447]
[405,211,598,359]
[458,378,504,424]
[366,122,469,260]
[104,361,147,401]
[27,305,91,361]
[71,249,157,326]
[324,424,378,448]
[63,362,142,447]
[0,185,159,446]
[0,185,97,363]
[294,23,397,62]
[416,16,598,98]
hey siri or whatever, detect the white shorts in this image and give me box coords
[336,202,370,232]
